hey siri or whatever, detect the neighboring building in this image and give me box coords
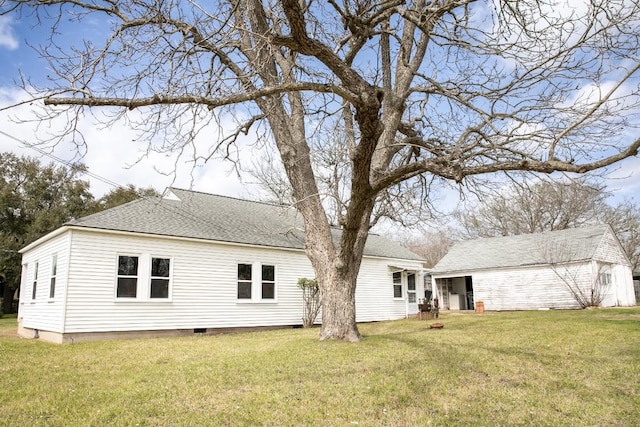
[431,225,636,311]
[17,188,424,343]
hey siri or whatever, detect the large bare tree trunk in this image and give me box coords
[317,264,361,342]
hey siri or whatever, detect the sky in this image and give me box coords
[0,11,257,199]
[0,4,638,211]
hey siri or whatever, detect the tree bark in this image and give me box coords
[318,263,361,342]
[2,285,16,315]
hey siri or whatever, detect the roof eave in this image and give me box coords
[19,226,73,253]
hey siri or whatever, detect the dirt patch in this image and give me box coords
[0,328,19,338]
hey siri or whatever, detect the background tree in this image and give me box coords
[601,200,640,273]
[92,184,160,212]
[0,153,94,314]
[0,153,160,314]
[457,178,609,238]
[457,177,640,272]
[400,229,456,269]
[3,1,640,341]
[249,133,442,228]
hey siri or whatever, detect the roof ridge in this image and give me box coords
[167,187,293,209]
[467,223,610,241]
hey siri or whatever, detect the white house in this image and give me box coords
[431,225,636,311]
[17,188,424,343]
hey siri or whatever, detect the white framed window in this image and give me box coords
[599,272,612,286]
[117,255,139,298]
[407,273,416,303]
[49,254,58,299]
[150,257,171,299]
[393,271,402,299]
[237,263,252,299]
[32,261,39,300]
[261,264,275,300]
[237,262,277,302]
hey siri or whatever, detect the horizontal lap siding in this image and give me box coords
[64,231,315,333]
[355,261,421,322]
[473,264,590,310]
[63,231,418,333]
[18,232,70,332]
[602,263,636,307]
[594,231,630,265]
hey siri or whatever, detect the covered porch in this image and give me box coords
[431,275,475,311]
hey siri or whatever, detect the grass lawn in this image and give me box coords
[1,308,639,426]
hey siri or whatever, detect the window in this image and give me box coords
[117,256,138,298]
[393,271,402,298]
[407,273,416,303]
[32,262,39,300]
[150,257,170,298]
[262,265,275,299]
[599,273,612,286]
[49,254,57,298]
[237,263,252,299]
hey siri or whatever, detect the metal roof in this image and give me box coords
[432,224,612,274]
[66,188,423,261]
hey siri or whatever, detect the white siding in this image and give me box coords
[592,230,635,306]
[593,229,631,266]
[18,231,70,333]
[59,230,421,333]
[355,265,423,321]
[599,262,636,307]
[466,263,592,311]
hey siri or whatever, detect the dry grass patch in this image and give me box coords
[1,308,639,426]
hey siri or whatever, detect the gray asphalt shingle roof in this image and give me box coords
[432,224,611,274]
[67,188,423,261]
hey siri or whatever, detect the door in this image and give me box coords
[407,273,418,313]
[465,276,474,310]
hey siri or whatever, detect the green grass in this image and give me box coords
[1,309,639,426]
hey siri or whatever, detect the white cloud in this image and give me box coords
[606,155,640,202]
[0,87,259,198]
[0,16,19,50]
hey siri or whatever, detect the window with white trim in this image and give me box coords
[599,272,612,286]
[150,257,171,299]
[393,271,402,298]
[32,261,39,300]
[407,273,416,303]
[49,254,57,299]
[237,262,277,301]
[117,255,138,298]
[237,263,252,299]
[261,265,275,299]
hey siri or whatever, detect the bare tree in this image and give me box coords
[602,200,640,273]
[249,131,442,227]
[3,1,640,341]
[457,177,610,238]
[297,277,321,328]
[536,236,612,308]
[400,229,456,268]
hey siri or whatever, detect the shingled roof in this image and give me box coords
[432,224,613,274]
[66,188,423,261]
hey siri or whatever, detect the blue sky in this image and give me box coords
[0,5,638,211]
[0,10,257,199]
